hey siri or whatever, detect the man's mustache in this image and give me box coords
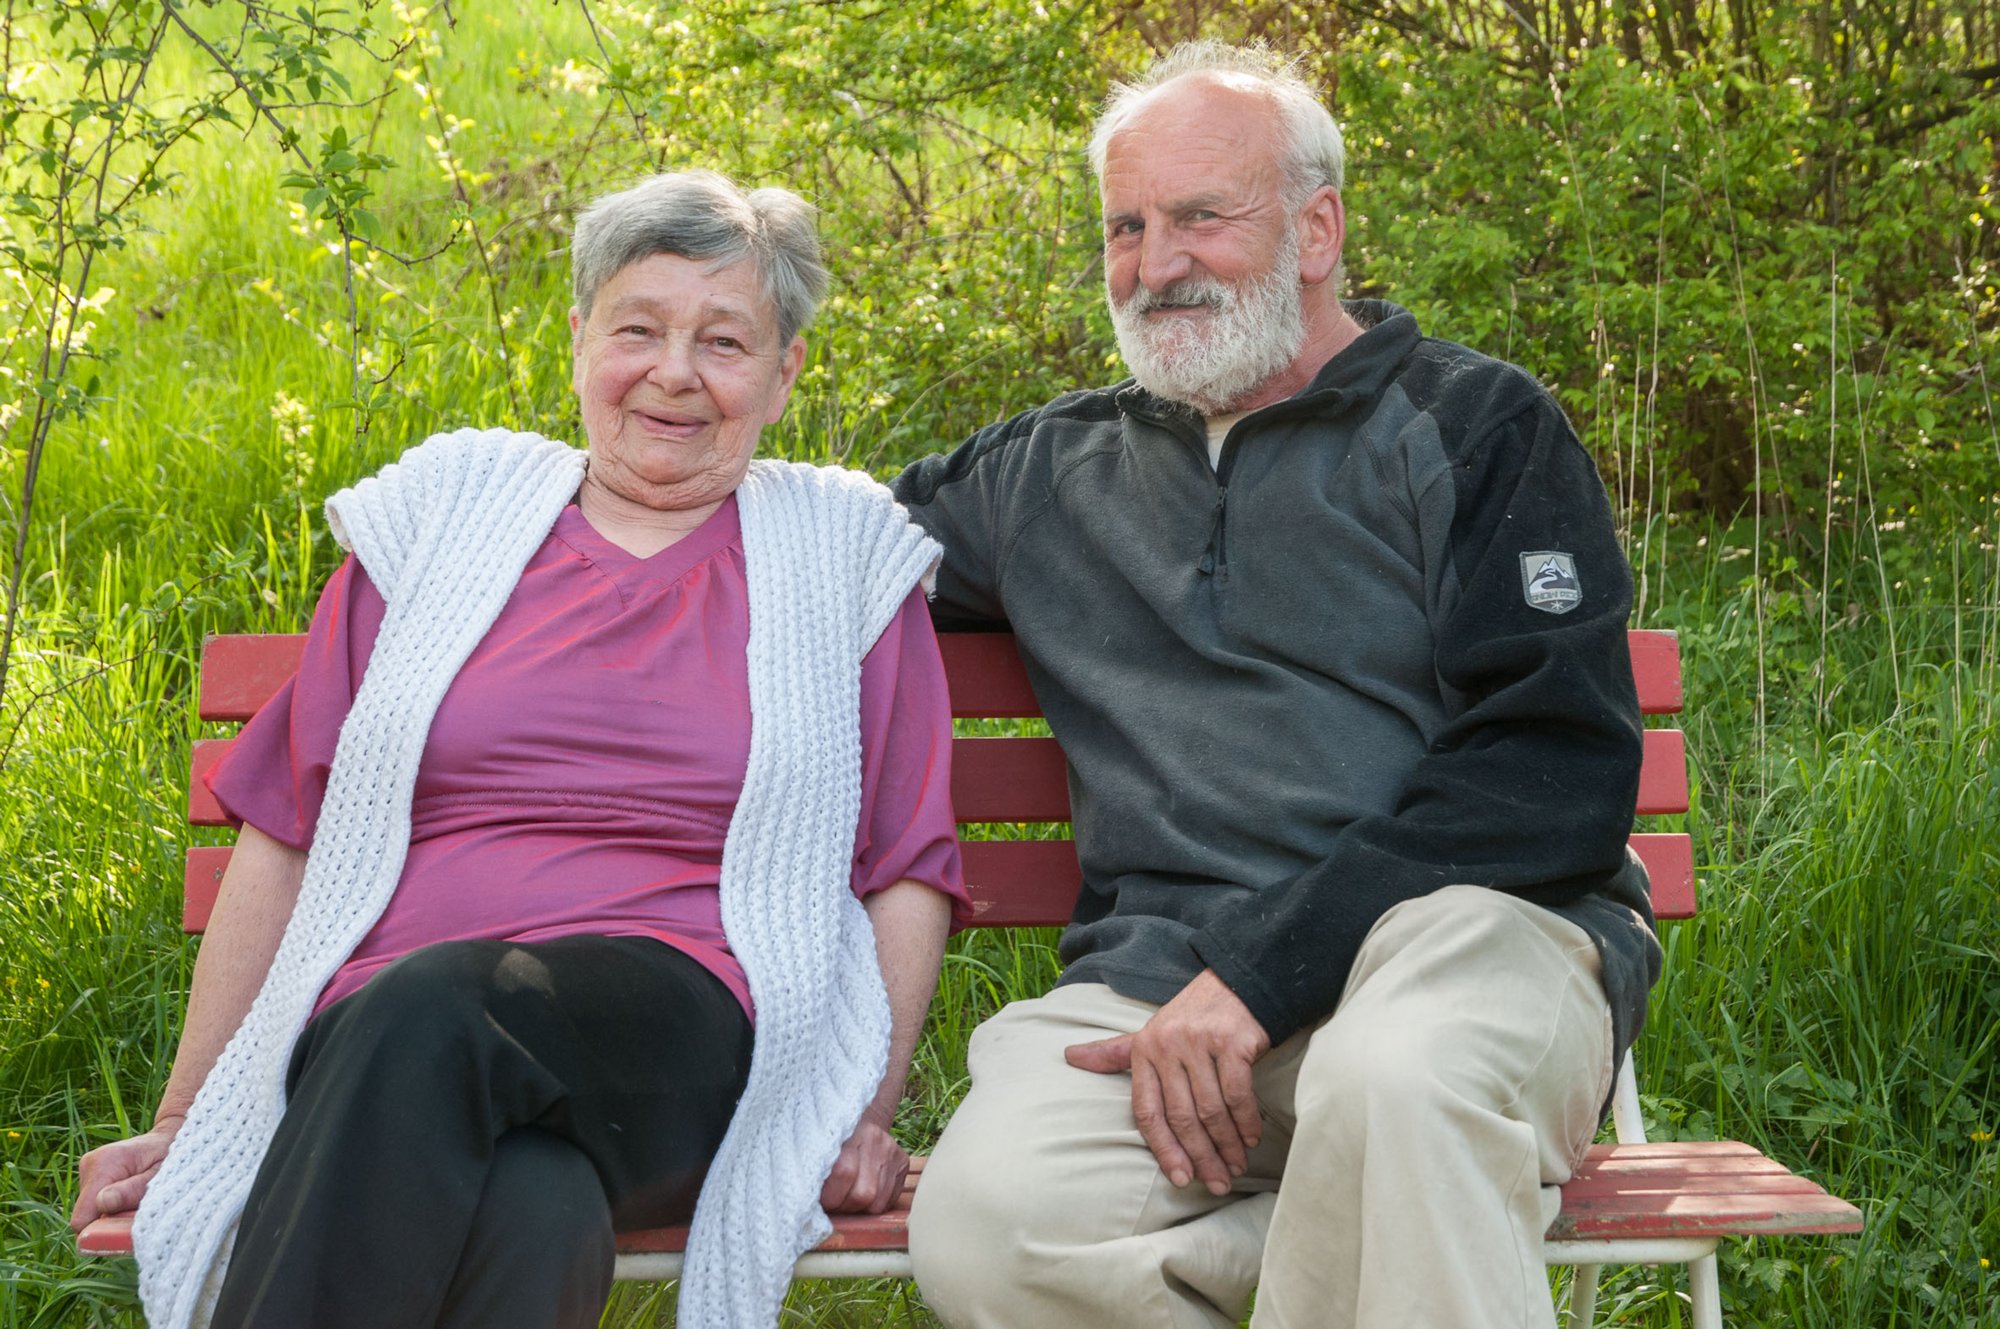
[1119,281,1229,315]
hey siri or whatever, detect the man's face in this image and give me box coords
[1099,78,1307,415]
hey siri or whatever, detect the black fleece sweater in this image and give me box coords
[892,302,1662,1069]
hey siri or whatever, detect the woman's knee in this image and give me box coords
[357,940,524,1018]
[470,1129,613,1256]
[289,941,522,1089]
[438,1130,614,1329]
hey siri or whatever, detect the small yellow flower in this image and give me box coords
[36,978,49,990]
[6,1131,20,1140]
[1973,1131,1995,1143]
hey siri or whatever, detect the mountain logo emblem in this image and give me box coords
[1520,551,1582,614]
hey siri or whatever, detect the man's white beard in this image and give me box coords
[1109,227,1306,416]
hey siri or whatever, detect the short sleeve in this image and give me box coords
[852,586,970,927]
[204,557,386,850]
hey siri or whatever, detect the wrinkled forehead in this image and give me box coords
[1109,72,1283,151]
[1102,80,1286,179]
[1098,85,1289,210]
[590,252,779,334]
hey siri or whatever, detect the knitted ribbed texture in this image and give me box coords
[130,430,937,1329]
[677,461,940,1328]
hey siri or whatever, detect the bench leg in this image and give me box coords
[1563,1263,1602,1329]
[1689,1251,1723,1329]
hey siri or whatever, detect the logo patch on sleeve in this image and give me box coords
[1520,551,1582,614]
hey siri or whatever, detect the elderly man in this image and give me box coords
[891,40,1661,1329]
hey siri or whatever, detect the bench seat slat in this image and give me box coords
[75,1139,1858,1260]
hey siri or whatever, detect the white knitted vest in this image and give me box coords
[132,428,939,1329]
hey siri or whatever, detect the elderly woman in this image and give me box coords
[70,171,965,1329]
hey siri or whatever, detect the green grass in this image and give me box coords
[2,7,1997,1328]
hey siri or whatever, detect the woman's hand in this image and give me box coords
[820,880,949,1216]
[819,1114,911,1215]
[68,827,308,1236]
[71,1115,184,1232]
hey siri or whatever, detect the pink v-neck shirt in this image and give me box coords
[207,497,967,1020]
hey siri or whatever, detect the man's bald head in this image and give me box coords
[1088,41,1346,214]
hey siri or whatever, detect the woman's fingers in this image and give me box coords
[820,1120,911,1215]
[71,1130,174,1231]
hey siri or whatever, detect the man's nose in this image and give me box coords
[1137,227,1194,293]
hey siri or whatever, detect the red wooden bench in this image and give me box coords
[81,629,1861,1328]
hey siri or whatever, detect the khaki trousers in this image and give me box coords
[908,886,1615,1329]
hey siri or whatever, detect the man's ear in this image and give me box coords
[1297,186,1345,288]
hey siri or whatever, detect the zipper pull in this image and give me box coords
[1200,486,1227,576]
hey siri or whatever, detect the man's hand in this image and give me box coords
[1065,971,1271,1196]
[71,1116,184,1232]
[820,1113,912,1215]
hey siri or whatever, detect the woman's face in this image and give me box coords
[570,252,804,512]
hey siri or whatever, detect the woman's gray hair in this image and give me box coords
[570,170,831,346]
[1087,41,1345,213]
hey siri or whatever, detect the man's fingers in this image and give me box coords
[1129,1059,1194,1189]
[1187,1060,1249,1179]
[1064,1034,1134,1073]
[1217,1052,1263,1152]
[1154,1060,1232,1195]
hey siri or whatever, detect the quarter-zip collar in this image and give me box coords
[1109,302,1428,587]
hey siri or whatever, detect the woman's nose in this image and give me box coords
[645,336,701,392]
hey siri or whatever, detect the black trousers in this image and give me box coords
[209,936,755,1329]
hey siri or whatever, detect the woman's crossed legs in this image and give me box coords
[210,935,754,1329]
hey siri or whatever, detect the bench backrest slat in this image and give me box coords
[184,630,1694,931]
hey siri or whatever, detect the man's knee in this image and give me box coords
[1292,889,1612,1151]
[1292,1017,1454,1146]
[908,1111,1053,1316]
